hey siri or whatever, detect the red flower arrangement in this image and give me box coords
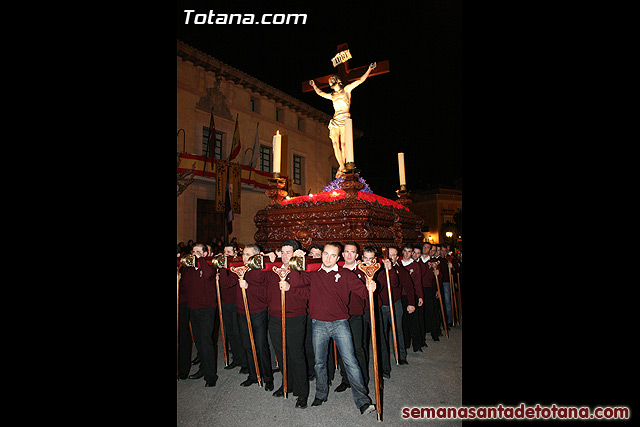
[279,189,409,211]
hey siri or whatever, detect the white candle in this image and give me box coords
[272,130,282,174]
[345,118,354,164]
[398,152,406,186]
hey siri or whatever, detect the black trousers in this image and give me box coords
[268,314,309,398]
[238,310,273,383]
[190,307,218,383]
[178,302,192,377]
[361,308,385,389]
[222,303,248,368]
[337,314,368,388]
[401,295,422,351]
[422,287,440,340]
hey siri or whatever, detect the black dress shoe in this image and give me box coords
[433,337,440,342]
[205,381,216,387]
[239,367,249,374]
[414,347,423,352]
[241,378,258,387]
[191,356,200,365]
[224,361,239,370]
[360,403,376,415]
[334,383,350,392]
[189,370,204,379]
[295,397,308,409]
[308,374,315,381]
[177,374,188,380]
[264,381,274,391]
[398,359,408,365]
[311,397,326,407]
[382,372,390,379]
[272,386,284,397]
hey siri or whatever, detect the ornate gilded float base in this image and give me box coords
[254,189,423,251]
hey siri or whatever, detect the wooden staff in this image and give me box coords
[177,268,180,376]
[456,272,462,324]
[447,261,459,326]
[215,273,228,366]
[231,265,262,386]
[273,266,292,399]
[430,261,448,339]
[358,262,382,422]
[381,248,399,365]
[281,288,287,398]
[333,340,338,369]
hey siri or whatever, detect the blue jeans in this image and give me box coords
[442,282,453,324]
[311,318,372,409]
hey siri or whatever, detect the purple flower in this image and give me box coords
[322,176,373,193]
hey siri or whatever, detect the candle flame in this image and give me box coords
[276,130,280,135]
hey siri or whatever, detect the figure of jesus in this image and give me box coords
[309,62,376,177]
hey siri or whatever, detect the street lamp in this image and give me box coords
[446,231,453,249]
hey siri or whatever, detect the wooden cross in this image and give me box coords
[301,43,390,92]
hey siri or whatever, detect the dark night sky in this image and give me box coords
[177,1,461,199]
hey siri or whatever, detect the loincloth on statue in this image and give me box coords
[328,112,350,130]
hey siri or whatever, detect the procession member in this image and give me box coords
[429,244,445,335]
[178,256,192,380]
[180,243,218,387]
[333,242,368,393]
[267,239,310,409]
[287,242,377,415]
[418,242,441,341]
[236,244,274,391]
[437,245,455,327]
[410,244,428,349]
[307,244,323,259]
[360,247,392,381]
[303,245,337,386]
[387,247,411,365]
[218,242,249,373]
[362,246,399,378]
[400,243,424,352]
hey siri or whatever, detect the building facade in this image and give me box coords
[177,41,340,246]
[410,186,462,245]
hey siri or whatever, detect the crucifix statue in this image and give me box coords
[303,43,389,177]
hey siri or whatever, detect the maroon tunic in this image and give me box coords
[296,265,369,321]
[218,267,239,305]
[401,259,424,299]
[266,268,309,318]
[394,262,416,306]
[235,268,269,315]
[419,257,435,288]
[376,266,400,306]
[180,257,217,310]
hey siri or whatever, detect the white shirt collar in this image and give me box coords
[421,255,430,262]
[321,264,339,273]
[401,258,414,266]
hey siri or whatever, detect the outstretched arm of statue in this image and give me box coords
[345,62,377,92]
[309,80,332,100]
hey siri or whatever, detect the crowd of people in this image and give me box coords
[177,238,462,416]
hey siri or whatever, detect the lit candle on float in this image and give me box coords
[273,130,282,175]
[398,152,406,187]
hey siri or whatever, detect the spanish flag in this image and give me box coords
[228,114,241,162]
